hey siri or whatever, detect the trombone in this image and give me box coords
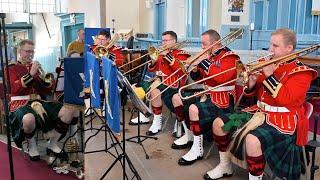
[92,33,120,59]
[179,44,320,100]
[121,40,188,75]
[145,28,244,102]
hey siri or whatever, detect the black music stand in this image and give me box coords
[118,72,157,159]
[83,59,141,180]
[0,13,15,180]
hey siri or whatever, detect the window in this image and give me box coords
[186,0,208,38]
[29,0,55,13]
[0,0,24,12]
[0,0,59,13]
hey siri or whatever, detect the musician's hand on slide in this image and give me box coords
[248,71,260,89]
[160,49,169,55]
[262,63,276,77]
[30,62,40,76]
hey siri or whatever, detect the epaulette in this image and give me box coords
[112,46,122,51]
[288,65,318,79]
[295,60,304,66]
[220,51,240,60]
[177,50,191,56]
[8,62,17,66]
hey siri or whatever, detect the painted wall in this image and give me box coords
[61,0,100,27]
[208,0,222,31]
[166,0,187,38]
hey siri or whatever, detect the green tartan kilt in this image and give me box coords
[182,92,234,137]
[139,81,178,112]
[9,100,63,148]
[230,123,301,180]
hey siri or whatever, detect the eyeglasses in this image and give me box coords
[21,49,35,53]
[96,38,108,41]
[162,39,174,43]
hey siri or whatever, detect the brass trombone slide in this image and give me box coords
[120,41,188,75]
[145,28,244,101]
[179,44,320,101]
[178,67,237,100]
[246,44,320,73]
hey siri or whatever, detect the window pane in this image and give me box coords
[2,2,9,11]
[30,4,36,12]
[37,4,43,12]
[17,4,23,11]
[9,3,16,11]
[43,4,49,12]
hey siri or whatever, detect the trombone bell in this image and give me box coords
[148,46,159,60]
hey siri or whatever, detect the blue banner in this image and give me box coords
[64,57,85,106]
[102,56,121,134]
[84,28,110,88]
[86,52,101,108]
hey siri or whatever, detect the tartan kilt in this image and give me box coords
[230,123,301,180]
[9,100,63,148]
[157,84,178,112]
[182,93,234,138]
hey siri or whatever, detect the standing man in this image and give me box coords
[129,31,190,136]
[171,29,239,166]
[204,28,317,180]
[67,28,85,57]
[7,39,79,161]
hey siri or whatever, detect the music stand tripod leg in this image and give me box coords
[126,108,157,159]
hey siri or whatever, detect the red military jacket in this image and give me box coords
[108,45,124,67]
[193,47,239,108]
[148,49,191,88]
[243,60,317,146]
[5,62,54,112]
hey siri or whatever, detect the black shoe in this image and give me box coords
[178,156,203,166]
[29,155,40,161]
[171,141,193,150]
[203,173,233,180]
[146,130,161,136]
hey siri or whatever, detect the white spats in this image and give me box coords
[178,134,203,165]
[146,114,162,136]
[47,130,62,154]
[204,151,233,179]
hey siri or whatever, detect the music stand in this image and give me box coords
[0,13,15,180]
[117,71,157,159]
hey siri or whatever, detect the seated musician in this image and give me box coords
[93,29,124,66]
[7,40,79,161]
[204,28,317,180]
[171,29,239,166]
[129,31,190,136]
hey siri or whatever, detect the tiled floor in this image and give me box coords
[84,107,242,180]
[1,106,319,180]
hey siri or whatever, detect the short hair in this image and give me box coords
[271,28,297,49]
[162,31,177,41]
[19,39,34,48]
[98,29,111,39]
[77,28,84,33]
[201,29,221,42]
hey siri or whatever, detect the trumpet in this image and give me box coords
[145,28,244,102]
[34,61,54,84]
[121,40,189,75]
[178,44,320,100]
